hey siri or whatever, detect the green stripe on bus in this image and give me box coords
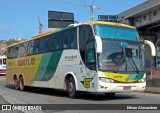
[34,53,52,81]
[128,74,137,80]
[34,51,63,81]
[133,72,144,80]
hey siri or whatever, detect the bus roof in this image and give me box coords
[7,21,136,48]
[82,21,136,29]
[7,28,59,48]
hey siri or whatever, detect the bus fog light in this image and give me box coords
[99,77,114,83]
[138,78,146,83]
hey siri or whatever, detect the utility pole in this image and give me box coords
[37,16,43,33]
[50,0,101,21]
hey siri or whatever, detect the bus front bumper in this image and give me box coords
[97,82,146,93]
[0,70,6,75]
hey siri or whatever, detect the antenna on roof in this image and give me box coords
[37,16,43,33]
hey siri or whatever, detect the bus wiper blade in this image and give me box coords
[129,57,139,73]
[114,56,125,73]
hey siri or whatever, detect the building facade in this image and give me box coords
[118,0,160,69]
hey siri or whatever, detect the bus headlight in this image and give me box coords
[138,78,146,83]
[99,77,114,83]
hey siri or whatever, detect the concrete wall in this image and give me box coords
[118,0,160,28]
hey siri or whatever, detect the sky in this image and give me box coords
[0,0,147,40]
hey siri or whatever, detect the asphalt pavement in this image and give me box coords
[0,75,160,113]
[144,87,160,94]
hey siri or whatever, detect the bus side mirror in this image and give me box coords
[95,35,102,53]
[144,40,156,56]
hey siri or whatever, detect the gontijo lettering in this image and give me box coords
[18,58,35,66]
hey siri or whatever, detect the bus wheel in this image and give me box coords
[13,77,19,90]
[67,77,77,98]
[105,93,115,98]
[19,76,25,91]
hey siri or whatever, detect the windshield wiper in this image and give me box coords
[114,56,125,73]
[128,57,139,73]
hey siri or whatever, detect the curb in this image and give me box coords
[144,87,160,94]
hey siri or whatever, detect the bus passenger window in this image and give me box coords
[7,47,12,59]
[52,38,58,50]
[12,47,18,58]
[51,33,62,51]
[68,33,76,48]
[39,36,50,53]
[33,39,39,54]
[68,34,73,48]
[3,58,6,65]
[18,44,26,57]
[0,59,2,65]
[26,40,34,55]
[63,36,68,49]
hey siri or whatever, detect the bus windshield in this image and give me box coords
[98,40,144,73]
[95,25,139,41]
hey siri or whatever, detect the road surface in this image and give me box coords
[0,76,160,113]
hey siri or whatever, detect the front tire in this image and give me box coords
[67,77,77,98]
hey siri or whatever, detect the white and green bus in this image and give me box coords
[6,21,155,98]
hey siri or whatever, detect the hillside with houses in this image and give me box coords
[0,37,25,56]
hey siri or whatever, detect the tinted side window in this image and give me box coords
[79,25,94,64]
[68,28,77,48]
[63,28,77,49]
[51,33,62,51]
[7,47,13,59]
[7,46,18,58]
[33,39,39,54]
[12,46,19,58]
[63,33,68,49]
[25,40,34,56]
[17,44,26,57]
[39,36,50,53]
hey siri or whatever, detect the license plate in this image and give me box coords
[123,86,131,90]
